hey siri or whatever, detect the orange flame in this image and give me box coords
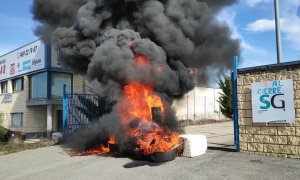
[74,54,180,157]
[71,144,110,156]
[117,82,164,125]
[108,134,117,144]
[117,82,180,156]
[135,54,150,66]
[72,135,116,156]
[137,131,180,156]
[117,54,180,155]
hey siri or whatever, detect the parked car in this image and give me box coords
[0,126,26,144]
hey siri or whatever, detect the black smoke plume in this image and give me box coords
[32,0,240,151]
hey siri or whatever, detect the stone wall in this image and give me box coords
[238,65,300,158]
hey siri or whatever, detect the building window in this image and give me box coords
[51,72,72,99]
[12,77,24,92]
[1,81,8,94]
[30,72,48,99]
[11,113,23,128]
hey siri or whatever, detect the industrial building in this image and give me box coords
[0,40,88,137]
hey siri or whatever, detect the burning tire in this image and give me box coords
[149,150,176,162]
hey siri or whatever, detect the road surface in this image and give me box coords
[0,122,299,180]
[184,121,235,149]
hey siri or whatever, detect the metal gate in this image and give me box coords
[62,85,113,135]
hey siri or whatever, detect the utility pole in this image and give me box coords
[274,0,282,64]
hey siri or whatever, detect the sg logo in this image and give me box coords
[260,94,285,111]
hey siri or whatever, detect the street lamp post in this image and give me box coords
[274,0,282,64]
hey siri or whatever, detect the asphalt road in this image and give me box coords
[184,121,235,149]
[0,122,299,180]
[0,145,299,180]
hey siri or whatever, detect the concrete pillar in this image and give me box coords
[47,104,53,138]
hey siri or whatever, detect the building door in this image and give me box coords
[57,110,63,132]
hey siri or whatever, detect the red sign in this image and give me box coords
[10,63,15,75]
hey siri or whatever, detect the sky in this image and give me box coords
[0,0,299,69]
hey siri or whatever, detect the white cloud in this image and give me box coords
[245,0,300,52]
[281,0,300,50]
[222,0,300,66]
[246,19,275,32]
[282,18,300,51]
[246,18,300,35]
[217,9,268,56]
[247,18,300,51]
[281,0,300,16]
[246,0,272,7]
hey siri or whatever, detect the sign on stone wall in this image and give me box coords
[252,79,295,123]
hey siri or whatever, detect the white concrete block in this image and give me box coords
[180,134,207,157]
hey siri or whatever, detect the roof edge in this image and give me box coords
[238,60,300,74]
[0,39,41,58]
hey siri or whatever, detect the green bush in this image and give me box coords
[218,75,233,119]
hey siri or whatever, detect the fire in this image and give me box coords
[137,131,180,156]
[71,144,109,157]
[72,135,116,156]
[117,82,163,125]
[116,54,179,156]
[117,81,180,156]
[108,135,117,144]
[135,54,150,66]
[73,54,180,157]
[71,144,110,156]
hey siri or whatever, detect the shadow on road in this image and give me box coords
[207,146,237,152]
[123,160,164,168]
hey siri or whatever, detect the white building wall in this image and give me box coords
[172,87,225,121]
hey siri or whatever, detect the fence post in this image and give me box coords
[204,96,207,120]
[219,104,221,121]
[193,88,196,120]
[63,84,69,136]
[186,95,189,120]
[232,56,240,152]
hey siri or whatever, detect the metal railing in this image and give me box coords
[62,84,114,135]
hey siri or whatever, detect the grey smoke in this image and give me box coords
[83,29,185,98]
[32,0,240,86]
[32,0,240,150]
